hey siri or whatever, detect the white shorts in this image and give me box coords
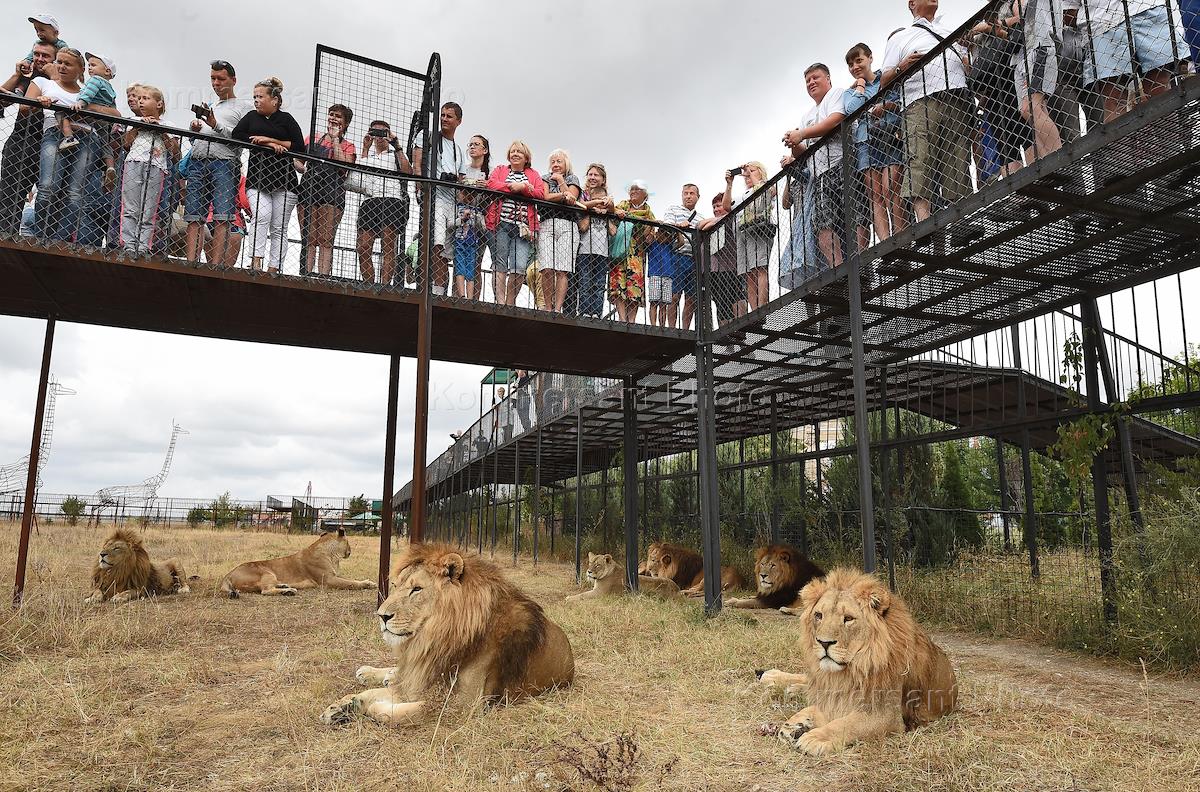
[535,217,578,272]
[433,188,456,252]
[1013,45,1059,99]
[646,275,672,303]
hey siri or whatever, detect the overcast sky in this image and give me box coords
[0,0,992,501]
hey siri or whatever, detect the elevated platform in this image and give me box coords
[0,240,692,378]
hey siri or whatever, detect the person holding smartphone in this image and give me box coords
[185,59,252,265]
[296,103,356,277]
[0,40,58,235]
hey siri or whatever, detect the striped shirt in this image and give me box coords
[500,170,529,225]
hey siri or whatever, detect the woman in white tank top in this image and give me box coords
[22,48,93,242]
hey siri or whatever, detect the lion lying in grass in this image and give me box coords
[85,528,191,604]
[219,529,375,597]
[757,567,958,755]
[725,545,824,610]
[644,541,746,596]
[566,553,682,601]
[321,543,574,728]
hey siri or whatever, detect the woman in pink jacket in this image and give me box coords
[486,139,545,306]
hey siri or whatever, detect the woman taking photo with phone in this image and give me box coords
[296,103,356,277]
[721,161,775,312]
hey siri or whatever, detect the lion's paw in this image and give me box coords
[355,666,392,687]
[109,591,132,604]
[175,584,192,595]
[757,669,790,689]
[796,729,838,756]
[775,721,812,749]
[779,606,802,616]
[359,579,377,589]
[320,694,363,726]
[83,593,102,605]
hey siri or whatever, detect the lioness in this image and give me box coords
[760,567,958,755]
[321,543,574,727]
[726,545,824,610]
[566,553,682,601]
[85,528,191,604]
[644,541,746,597]
[219,529,375,597]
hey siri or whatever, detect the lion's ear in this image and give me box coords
[602,554,612,563]
[660,553,672,566]
[587,552,595,561]
[854,579,891,617]
[778,549,791,564]
[441,553,466,582]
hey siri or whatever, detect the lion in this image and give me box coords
[85,528,191,604]
[758,567,958,755]
[644,542,746,597]
[566,552,682,601]
[726,545,824,610]
[219,529,375,597]
[321,542,574,727]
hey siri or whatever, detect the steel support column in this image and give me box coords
[378,353,400,603]
[878,366,896,590]
[533,426,541,565]
[575,408,583,584]
[848,259,877,572]
[997,439,1011,550]
[1012,327,1041,580]
[694,229,722,615]
[769,393,781,544]
[1083,309,1117,623]
[513,438,521,564]
[622,377,640,593]
[13,317,55,608]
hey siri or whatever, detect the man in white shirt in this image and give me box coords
[185,60,253,265]
[413,102,467,296]
[1084,0,1185,123]
[355,119,414,286]
[881,0,976,223]
[659,183,704,329]
[783,64,866,267]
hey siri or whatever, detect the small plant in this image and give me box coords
[60,496,86,526]
[544,730,676,792]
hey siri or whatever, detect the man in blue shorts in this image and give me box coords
[660,183,703,329]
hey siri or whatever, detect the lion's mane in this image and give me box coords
[752,545,825,609]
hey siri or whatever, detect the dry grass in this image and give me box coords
[1,522,1199,791]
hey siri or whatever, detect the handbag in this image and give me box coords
[609,220,633,260]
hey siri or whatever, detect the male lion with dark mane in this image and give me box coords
[321,543,574,727]
[726,545,824,610]
[85,529,191,604]
[219,529,375,597]
[644,541,745,596]
[758,567,957,755]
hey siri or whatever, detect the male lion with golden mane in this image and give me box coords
[219,529,375,597]
[644,541,745,596]
[85,529,191,604]
[758,567,957,755]
[321,543,574,727]
[726,545,824,610]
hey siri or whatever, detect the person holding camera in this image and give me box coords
[296,103,356,277]
[185,59,252,265]
[0,40,59,235]
[413,102,468,296]
[720,162,775,312]
[355,119,414,286]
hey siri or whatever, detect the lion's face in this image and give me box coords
[585,553,618,582]
[644,544,665,577]
[755,550,793,594]
[320,531,352,559]
[98,538,136,570]
[804,584,885,674]
[375,553,466,648]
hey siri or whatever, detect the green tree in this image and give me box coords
[60,496,87,526]
[346,494,370,516]
[939,443,985,552]
[186,505,209,526]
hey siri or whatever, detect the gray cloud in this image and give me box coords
[1,0,985,500]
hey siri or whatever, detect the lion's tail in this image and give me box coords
[219,575,240,599]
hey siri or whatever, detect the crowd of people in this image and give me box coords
[0,3,1198,330]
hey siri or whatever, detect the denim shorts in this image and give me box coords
[493,221,531,274]
[855,129,904,172]
[1086,7,1180,84]
[671,250,696,296]
[183,157,239,222]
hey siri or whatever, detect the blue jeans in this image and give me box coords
[77,134,112,248]
[183,157,238,222]
[779,170,824,289]
[35,127,95,241]
[575,253,608,317]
